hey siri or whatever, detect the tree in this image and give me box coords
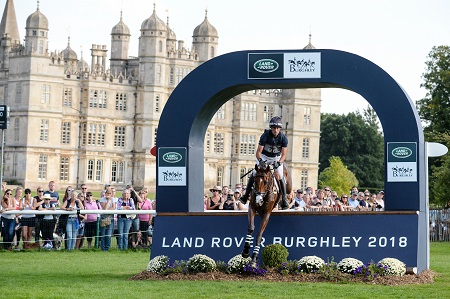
[416,46,450,205]
[319,107,384,189]
[318,156,358,196]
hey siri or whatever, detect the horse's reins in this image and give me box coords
[253,168,276,198]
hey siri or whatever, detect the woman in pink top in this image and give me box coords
[83,192,101,249]
[138,189,153,248]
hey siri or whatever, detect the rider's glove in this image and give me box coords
[274,161,281,168]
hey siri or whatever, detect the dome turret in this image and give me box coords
[141,4,166,31]
[61,37,77,61]
[111,11,130,35]
[25,4,48,30]
[303,34,316,50]
[193,9,218,38]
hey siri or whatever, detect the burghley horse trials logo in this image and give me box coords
[391,147,413,159]
[288,57,315,73]
[162,152,183,163]
[253,59,279,73]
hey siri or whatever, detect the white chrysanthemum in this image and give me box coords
[187,254,217,273]
[337,257,364,274]
[297,255,325,273]
[147,255,169,274]
[378,258,406,276]
[227,254,251,273]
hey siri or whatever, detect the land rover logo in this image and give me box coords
[163,152,183,163]
[253,59,279,73]
[392,147,413,158]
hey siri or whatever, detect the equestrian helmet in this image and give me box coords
[269,116,282,128]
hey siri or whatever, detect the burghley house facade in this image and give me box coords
[0,1,320,192]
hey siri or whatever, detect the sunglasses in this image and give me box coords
[38,190,44,192]
[82,187,87,190]
[6,192,12,195]
[342,196,348,198]
[324,189,330,191]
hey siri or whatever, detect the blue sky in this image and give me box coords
[8,0,450,114]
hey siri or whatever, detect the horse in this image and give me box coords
[241,161,292,267]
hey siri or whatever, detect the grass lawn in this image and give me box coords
[0,243,449,299]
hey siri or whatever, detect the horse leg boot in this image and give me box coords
[239,174,254,204]
[279,178,289,210]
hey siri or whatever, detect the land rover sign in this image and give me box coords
[387,142,417,182]
[158,147,187,186]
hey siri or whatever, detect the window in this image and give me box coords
[97,124,105,146]
[41,84,51,104]
[263,105,274,122]
[12,153,17,177]
[240,134,256,155]
[216,105,225,119]
[40,119,49,142]
[81,123,86,146]
[63,88,72,107]
[242,103,257,121]
[155,95,160,112]
[169,67,174,85]
[205,131,211,153]
[217,166,224,187]
[249,103,257,121]
[88,123,96,145]
[87,160,94,181]
[249,135,256,154]
[302,138,310,158]
[89,90,98,108]
[115,93,127,111]
[304,107,311,125]
[111,161,125,183]
[158,40,163,52]
[38,154,48,180]
[156,65,161,83]
[96,160,103,181]
[38,40,44,54]
[154,127,158,146]
[210,46,215,58]
[240,134,248,155]
[176,68,183,84]
[240,168,247,186]
[60,157,69,181]
[15,83,21,103]
[214,133,224,154]
[98,90,107,109]
[114,126,126,148]
[14,118,19,142]
[61,122,71,144]
[85,123,105,146]
[4,85,8,105]
[301,170,308,190]
[32,30,37,36]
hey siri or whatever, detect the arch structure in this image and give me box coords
[153,49,428,273]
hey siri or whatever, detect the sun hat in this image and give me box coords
[209,186,222,193]
[43,193,52,199]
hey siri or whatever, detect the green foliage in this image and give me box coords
[319,108,384,189]
[261,244,289,267]
[318,258,348,282]
[297,255,325,273]
[277,260,301,275]
[318,156,358,196]
[416,46,450,204]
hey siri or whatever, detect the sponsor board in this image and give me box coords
[387,142,417,182]
[151,214,418,266]
[158,147,187,186]
[248,52,321,79]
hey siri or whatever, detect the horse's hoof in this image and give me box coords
[241,251,250,258]
[250,261,257,268]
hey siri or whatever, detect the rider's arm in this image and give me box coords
[255,145,263,160]
[279,147,287,163]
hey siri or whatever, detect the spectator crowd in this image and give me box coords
[0,181,155,251]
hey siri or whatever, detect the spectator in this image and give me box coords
[13,187,23,250]
[80,184,88,199]
[376,191,385,211]
[117,189,135,250]
[297,194,309,210]
[286,191,296,209]
[33,186,46,248]
[1,189,15,250]
[207,186,222,210]
[367,194,378,211]
[203,194,209,211]
[137,189,153,248]
[351,186,359,194]
[337,194,351,211]
[58,186,73,248]
[234,183,242,194]
[99,187,117,251]
[323,186,332,206]
[127,185,142,244]
[348,192,360,210]
[294,189,303,208]
[43,181,60,207]
[83,192,101,249]
[222,186,232,201]
[61,190,84,250]
[19,188,36,249]
[330,191,339,210]
[316,189,328,207]
[358,192,367,210]
[38,194,56,248]
[233,189,247,211]
[75,193,86,249]
[222,190,237,210]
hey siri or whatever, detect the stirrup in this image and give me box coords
[280,197,289,210]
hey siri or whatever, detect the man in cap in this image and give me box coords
[239,116,289,209]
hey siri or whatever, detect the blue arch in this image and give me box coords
[157,49,425,213]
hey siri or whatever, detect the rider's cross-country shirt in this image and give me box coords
[259,129,288,157]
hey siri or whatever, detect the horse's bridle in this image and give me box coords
[253,167,276,199]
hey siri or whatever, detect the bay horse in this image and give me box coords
[241,161,292,267]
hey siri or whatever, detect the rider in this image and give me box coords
[239,116,289,210]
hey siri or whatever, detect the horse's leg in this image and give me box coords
[241,207,255,258]
[250,211,272,268]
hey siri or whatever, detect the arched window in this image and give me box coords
[158,41,163,52]
[217,166,224,187]
[210,46,215,58]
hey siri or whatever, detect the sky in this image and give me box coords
[7,0,450,114]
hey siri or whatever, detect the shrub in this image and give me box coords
[297,256,325,273]
[147,255,169,274]
[186,254,217,273]
[353,262,387,280]
[164,260,187,275]
[378,258,406,276]
[242,263,267,276]
[227,254,251,274]
[338,257,364,274]
[261,244,289,267]
[277,261,301,275]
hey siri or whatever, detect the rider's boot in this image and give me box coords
[239,175,254,204]
[279,179,289,210]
